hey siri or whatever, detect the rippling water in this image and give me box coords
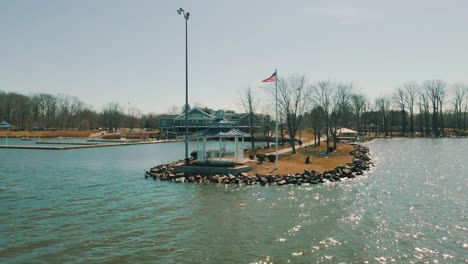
[1,138,466,263]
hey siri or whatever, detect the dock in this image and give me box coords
[0,139,181,150]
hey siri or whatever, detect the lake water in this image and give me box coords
[0,138,466,263]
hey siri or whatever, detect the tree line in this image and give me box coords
[244,76,468,153]
[2,77,467,146]
[0,91,159,131]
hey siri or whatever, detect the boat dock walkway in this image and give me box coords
[0,139,181,150]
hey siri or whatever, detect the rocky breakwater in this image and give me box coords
[145,144,372,186]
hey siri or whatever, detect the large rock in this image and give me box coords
[259,176,268,185]
[212,175,220,182]
[342,168,352,175]
[217,176,225,184]
[175,177,185,183]
[276,180,286,186]
[267,174,275,183]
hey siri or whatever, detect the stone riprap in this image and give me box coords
[145,144,372,186]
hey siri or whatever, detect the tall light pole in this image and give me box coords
[128,101,131,131]
[177,8,190,164]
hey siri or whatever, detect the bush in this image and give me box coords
[267,154,276,162]
[190,151,198,160]
[248,149,256,160]
[256,154,266,163]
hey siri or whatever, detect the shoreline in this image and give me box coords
[145,144,372,186]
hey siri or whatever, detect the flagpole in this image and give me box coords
[275,69,279,170]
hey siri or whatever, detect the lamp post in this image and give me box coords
[127,101,131,132]
[177,8,190,164]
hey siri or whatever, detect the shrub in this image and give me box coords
[190,151,198,160]
[248,149,256,160]
[267,154,276,162]
[256,154,266,163]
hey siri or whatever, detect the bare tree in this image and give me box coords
[68,96,84,128]
[351,93,368,135]
[45,94,58,129]
[309,81,346,151]
[464,93,468,130]
[311,81,352,151]
[305,106,323,147]
[0,92,31,130]
[57,95,71,129]
[439,87,447,135]
[273,74,309,154]
[394,88,407,135]
[240,86,259,150]
[262,113,274,148]
[331,83,352,149]
[375,96,391,136]
[310,80,334,152]
[102,102,124,131]
[423,80,447,137]
[167,105,180,114]
[418,90,431,136]
[279,114,286,147]
[130,106,142,130]
[452,83,467,131]
[403,82,418,137]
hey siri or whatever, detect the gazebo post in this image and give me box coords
[219,137,222,160]
[202,136,206,161]
[234,136,238,162]
[196,137,199,161]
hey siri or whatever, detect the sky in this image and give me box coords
[1,0,467,114]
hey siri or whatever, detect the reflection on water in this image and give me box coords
[0,138,467,263]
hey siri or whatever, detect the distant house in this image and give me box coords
[0,121,13,130]
[159,114,179,132]
[236,113,266,133]
[172,108,216,134]
[337,128,358,142]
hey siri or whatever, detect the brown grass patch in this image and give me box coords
[247,143,353,175]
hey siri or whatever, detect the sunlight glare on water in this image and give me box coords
[0,138,466,263]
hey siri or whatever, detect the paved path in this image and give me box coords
[266,137,326,156]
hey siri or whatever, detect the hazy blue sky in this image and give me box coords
[1,0,467,114]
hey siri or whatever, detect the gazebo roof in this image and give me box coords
[0,121,13,128]
[210,118,235,126]
[190,127,249,139]
[337,128,357,135]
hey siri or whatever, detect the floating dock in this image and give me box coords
[0,139,181,150]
